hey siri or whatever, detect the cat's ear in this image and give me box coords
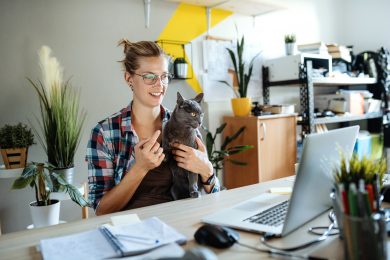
[177,92,184,105]
[193,93,204,104]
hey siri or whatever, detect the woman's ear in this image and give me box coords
[124,71,132,85]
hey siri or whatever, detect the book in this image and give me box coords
[40,217,187,259]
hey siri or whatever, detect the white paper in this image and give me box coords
[40,217,186,260]
[104,217,187,256]
[118,243,184,260]
[40,229,117,260]
[111,213,141,226]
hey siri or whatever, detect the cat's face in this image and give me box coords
[174,92,204,129]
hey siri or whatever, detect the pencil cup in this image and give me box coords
[342,213,387,260]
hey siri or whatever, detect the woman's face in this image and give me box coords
[127,56,169,108]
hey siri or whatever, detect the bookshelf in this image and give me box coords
[262,59,380,136]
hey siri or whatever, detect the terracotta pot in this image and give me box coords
[0,148,28,169]
[231,98,252,116]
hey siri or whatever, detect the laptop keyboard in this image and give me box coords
[243,200,289,227]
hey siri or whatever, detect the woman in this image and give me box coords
[86,39,220,215]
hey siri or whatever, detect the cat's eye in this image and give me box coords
[191,112,196,117]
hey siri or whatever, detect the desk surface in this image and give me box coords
[0,176,380,259]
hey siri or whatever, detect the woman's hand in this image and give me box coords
[133,130,165,173]
[172,137,213,182]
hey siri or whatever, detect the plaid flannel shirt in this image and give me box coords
[86,103,220,210]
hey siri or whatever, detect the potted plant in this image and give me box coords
[203,123,253,180]
[0,123,35,169]
[12,162,89,228]
[222,35,259,116]
[284,34,296,56]
[27,46,86,186]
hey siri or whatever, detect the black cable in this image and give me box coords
[259,210,337,252]
[236,241,328,260]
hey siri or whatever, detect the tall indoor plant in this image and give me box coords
[28,46,86,185]
[12,162,88,228]
[222,35,259,116]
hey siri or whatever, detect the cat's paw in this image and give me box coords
[190,191,201,198]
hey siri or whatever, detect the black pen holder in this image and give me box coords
[342,213,387,260]
[331,192,387,260]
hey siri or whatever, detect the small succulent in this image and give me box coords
[284,34,296,44]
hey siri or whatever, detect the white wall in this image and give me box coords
[0,0,197,234]
[1,0,389,234]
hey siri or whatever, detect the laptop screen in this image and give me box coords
[282,126,359,236]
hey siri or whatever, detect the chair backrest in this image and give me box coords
[82,182,88,219]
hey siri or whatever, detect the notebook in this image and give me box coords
[202,126,359,236]
[40,217,187,260]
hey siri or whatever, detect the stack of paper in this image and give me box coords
[40,217,186,260]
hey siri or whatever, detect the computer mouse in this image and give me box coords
[194,224,239,249]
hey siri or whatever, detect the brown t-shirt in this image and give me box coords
[124,161,173,210]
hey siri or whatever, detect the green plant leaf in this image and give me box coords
[226,158,248,166]
[51,172,89,207]
[12,176,34,189]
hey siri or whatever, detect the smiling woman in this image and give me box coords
[85,39,220,216]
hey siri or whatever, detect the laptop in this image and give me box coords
[202,126,359,236]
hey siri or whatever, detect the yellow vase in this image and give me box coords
[231,97,252,116]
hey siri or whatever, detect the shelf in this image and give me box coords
[312,77,377,86]
[166,0,282,17]
[0,165,23,179]
[313,112,383,125]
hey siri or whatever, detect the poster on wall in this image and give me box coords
[201,38,263,102]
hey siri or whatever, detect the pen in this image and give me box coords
[348,183,358,216]
[339,183,349,214]
[366,183,375,212]
[373,173,381,212]
[357,179,371,217]
[115,234,160,245]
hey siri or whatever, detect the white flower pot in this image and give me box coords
[29,200,60,228]
[285,43,296,55]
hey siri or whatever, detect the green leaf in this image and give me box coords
[51,172,89,207]
[12,176,34,189]
[227,158,248,166]
[215,123,227,135]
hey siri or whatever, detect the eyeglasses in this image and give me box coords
[134,72,173,85]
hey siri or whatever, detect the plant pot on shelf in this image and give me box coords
[51,167,75,191]
[29,199,60,228]
[231,97,252,117]
[285,43,295,56]
[0,148,28,169]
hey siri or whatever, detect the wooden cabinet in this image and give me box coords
[223,115,297,189]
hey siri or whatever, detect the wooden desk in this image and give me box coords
[0,177,384,259]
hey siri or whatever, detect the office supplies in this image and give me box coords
[347,183,358,216]
[202,126,359,236]
[40,217,186,259]
[269,187,292,195]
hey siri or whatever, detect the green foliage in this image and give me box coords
[284,34,296,43]
[12,162,89,207]
[0,123,35,149]
[28,46,86,168]
[334,153,386,187]
[203,123,253,177]
[221,35,259,98]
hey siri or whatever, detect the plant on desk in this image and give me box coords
[12,162,89,228]
[203,123,253,182]
[284,34,296,56]
[0,123,35,169]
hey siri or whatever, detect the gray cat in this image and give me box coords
[163,92,204,200]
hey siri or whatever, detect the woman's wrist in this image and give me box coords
[200,162,214,183]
